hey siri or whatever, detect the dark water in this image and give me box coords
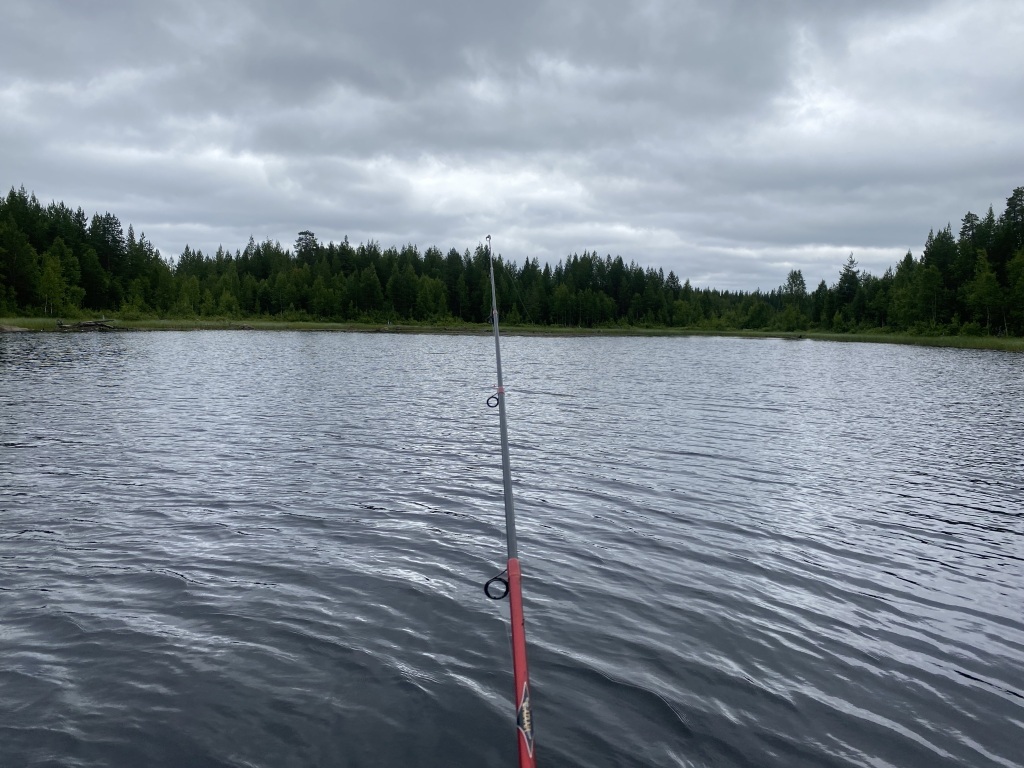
[2,331,1022,768]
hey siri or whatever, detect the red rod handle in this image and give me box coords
[507,558,536,767]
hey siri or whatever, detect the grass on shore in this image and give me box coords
[3,316,1023,352]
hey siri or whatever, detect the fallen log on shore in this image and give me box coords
[57,320,116,331]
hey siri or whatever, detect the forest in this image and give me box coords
[1,184,1023,336]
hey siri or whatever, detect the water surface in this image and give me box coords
[2,332,1022,767]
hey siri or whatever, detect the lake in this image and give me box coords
[1,331,1022,767]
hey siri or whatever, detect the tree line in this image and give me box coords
[2,184,1023,335]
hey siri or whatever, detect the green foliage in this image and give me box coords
[1005,248,1024,335]
[0,214,40,308]
[38,246,65,315]
[3,184,1024,336]
[966,252,1003,333]
[415,275,448,320]
[836,254,860,307]
[784,269,807,302]
[777,304,805,332]
[386,264,418,317]
[356,265,384,314]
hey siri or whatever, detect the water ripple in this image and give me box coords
[1,332,1022,767]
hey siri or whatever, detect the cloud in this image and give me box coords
[2,0,1022,291]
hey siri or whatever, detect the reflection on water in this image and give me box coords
[1,332,1022,768]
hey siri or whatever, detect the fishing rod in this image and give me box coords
[482,235,536,768]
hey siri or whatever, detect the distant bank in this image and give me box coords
[3,316,1023,352]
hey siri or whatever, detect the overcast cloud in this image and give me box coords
[2,0,1022,290]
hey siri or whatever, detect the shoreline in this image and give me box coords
[3,317,1022,352]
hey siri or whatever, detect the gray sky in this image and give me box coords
[3,1,1022,291]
